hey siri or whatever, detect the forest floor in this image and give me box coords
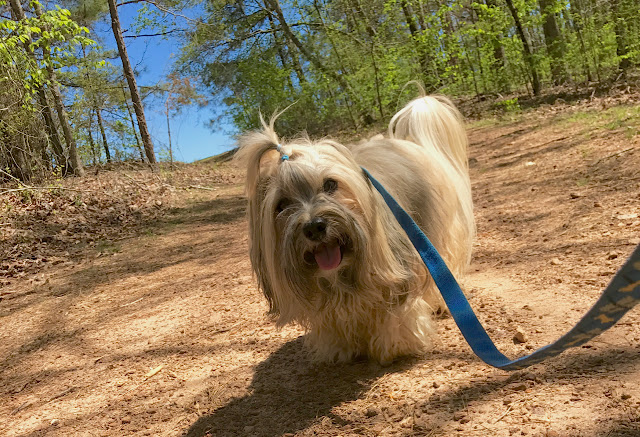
[2,92,640,437]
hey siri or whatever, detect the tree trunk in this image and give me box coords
[442,9,462,90]
[32,1,84,176]
[95,107,111,163]
[538,0,567,85]
[107,0,156,164]
[87,113,98,166]
[165,94,173,168]
[504,0,541,95]
[47,70,85,176]
[37,88,68,171]
[8,0,68,172]
[610,0,631,71]
[400,0,419,36]
[312,0,359,130]
[567,0,593,82]
[122,85,145,162]
[266,12,300,89]
[266,0,355,99]
[483,0,509,91]
[348,0,376,38]
[468,6,488,94]
[10,135,32,182]
[400,0,433,90]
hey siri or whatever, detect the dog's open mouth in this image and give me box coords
[304,239,348,271]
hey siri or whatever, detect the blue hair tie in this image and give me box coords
[276,144,289,161]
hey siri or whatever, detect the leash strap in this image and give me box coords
[363,168,640,370]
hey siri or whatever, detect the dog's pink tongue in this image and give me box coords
[314,243,342,271]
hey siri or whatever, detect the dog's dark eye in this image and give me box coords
[322,178,338,194]
[275,198,293,214]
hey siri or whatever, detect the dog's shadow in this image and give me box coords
[185,337,414,437]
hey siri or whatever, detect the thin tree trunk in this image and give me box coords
[400,0,419,36]
[32,1,84,176]
[108,0,156,164]
[311,0,359,128]
[468,6,488,93]
[87,113,98,166]
[122,86,145,162]
[37,88,67,170]
[610,0,631,71]
[505,0,541,95]
[8,0,67,172]
[266,0,355,99]
[567,0,593,82]
[165,94,173,168]
[442,10,462,90]
[48,71,84,176]
[10,135,31,182]
[95,107,111,163]
[539,0,567,85]
[463,41,480,96]
[415,0,428,31]
[266,13,298,89]
[348,0,376,38]
[400,0,433,90]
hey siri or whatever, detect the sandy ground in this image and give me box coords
[1,103,640,436]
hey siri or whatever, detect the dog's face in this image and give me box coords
[250,140,376,313]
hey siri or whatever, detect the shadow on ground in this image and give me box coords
[185,337,416,437]
[185,342,640,437]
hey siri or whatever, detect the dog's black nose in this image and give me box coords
[303,217,327,241]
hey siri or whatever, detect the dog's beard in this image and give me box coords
[278,198,366,306]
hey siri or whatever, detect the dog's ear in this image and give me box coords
[235,114,281,199]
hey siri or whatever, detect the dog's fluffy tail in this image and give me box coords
[389,95,475,275]
[389,95,468,174]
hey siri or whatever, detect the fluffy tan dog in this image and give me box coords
[237,95,474,364]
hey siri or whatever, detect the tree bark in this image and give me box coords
[32,1,84,176]
[108,0,156,164]
[484,0,509,91]
[95,107,111,163]
[9,134,32,182]
[122,85,146,162]
[610,0,631,71]
[46,68,85,176]
[265,0,355,99]
[87,112,98,166]
[311,0,359,129]
[566,0,593,82]
[8,0,68,173]
[266,12,302,89]
[538,0,567,85]
[37,88,67,170]
[165,93,173,168]
[505,0,541,95]
[348,0,376,39]
[400,0,433,90]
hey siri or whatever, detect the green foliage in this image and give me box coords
[0,1,95,102]
[495,97,521,114]
[176,0,640,135]
[3,0,640,182]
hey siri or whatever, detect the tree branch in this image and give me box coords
[117,0,205,26]
[123,28,187,38]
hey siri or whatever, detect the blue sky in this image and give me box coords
[93,3,235,163]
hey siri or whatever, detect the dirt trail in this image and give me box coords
[1,106,640,437]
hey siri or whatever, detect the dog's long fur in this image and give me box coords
[237,95,474,364]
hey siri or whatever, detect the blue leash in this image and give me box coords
[363,168,640,371]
